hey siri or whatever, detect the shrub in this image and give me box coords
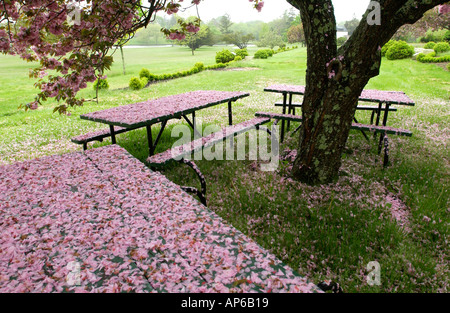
[215,49,235,64]
[139,68,156,81]
[447,63,450,71]
[419,29,447,43]
[337,37,347,46]
[381,40,396,57]
[93,78,109,90]
[424,42,436,49]
[265,49,274,57]
[445,30,450,43]
[193,62,205,71]
[234,48,248,59]
[254,50,269,59]
[433,42,450,53]
[139,68,150,79]
[385,40,414,60]
[129,77,144,90]
[140,77,149,87]
[234,56,243,61]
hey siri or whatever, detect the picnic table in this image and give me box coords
[78,90,249,156]
[264,84,415,141]
[0,145,319,293]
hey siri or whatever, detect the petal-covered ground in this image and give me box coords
[0,145,319,293]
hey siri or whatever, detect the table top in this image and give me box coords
[0,145,318,293]
[264,84,415,106]
[81,90,250,128]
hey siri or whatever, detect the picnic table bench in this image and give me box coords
[146,117,272,206]
[255,112,412,167]
[0,145,319,293]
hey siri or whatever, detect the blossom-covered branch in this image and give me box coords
[0,0,264,114]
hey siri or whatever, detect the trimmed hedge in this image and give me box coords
[254,46,298,59]
[130,62,228,89]
[129,77,146,90]
[417,51,450,63]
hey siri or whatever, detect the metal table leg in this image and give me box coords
[109,125,116,144]
[280,93,287,143]
[287,93,293,131]
[378,103,391,153]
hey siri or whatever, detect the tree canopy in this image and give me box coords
[0,0,264,114]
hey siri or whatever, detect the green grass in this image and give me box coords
[0,46,449,293]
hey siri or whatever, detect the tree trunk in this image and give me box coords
[286,0,447,184]
[120,45,126,75]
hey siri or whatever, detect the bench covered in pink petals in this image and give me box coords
[255,112,412,167]
[147,117,272,206]
[0,145,319,293]
[71,126,130,150]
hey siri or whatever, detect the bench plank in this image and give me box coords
[256,112,411,136]
[71,126,129,145]
[147,117,271,165]
[255,112,303,122]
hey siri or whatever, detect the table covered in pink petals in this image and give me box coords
[264,84,415,106]
[0,145,319,293]
[79,90,249,156]
[264,84,415,141]
[81,90,249,128]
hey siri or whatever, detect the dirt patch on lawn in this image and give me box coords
[212,67,261,72]
[434,62,450,71]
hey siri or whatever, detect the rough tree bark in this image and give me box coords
[286,0,447,184]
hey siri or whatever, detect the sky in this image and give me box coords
[176,0,372,24]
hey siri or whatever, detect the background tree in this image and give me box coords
[178,24,215,55]
[218,14,234,35]
[223,31,254,49]
[394,6,450,41]
[258,26,285,49]
[287,24,305,45]
[343,17,360,36]
[228,20,265,41]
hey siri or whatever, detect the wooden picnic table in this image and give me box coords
[80,90,249,156]
[0,145,319,293]
[264,84,415,141]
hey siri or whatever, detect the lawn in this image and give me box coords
[0,45,449,293]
